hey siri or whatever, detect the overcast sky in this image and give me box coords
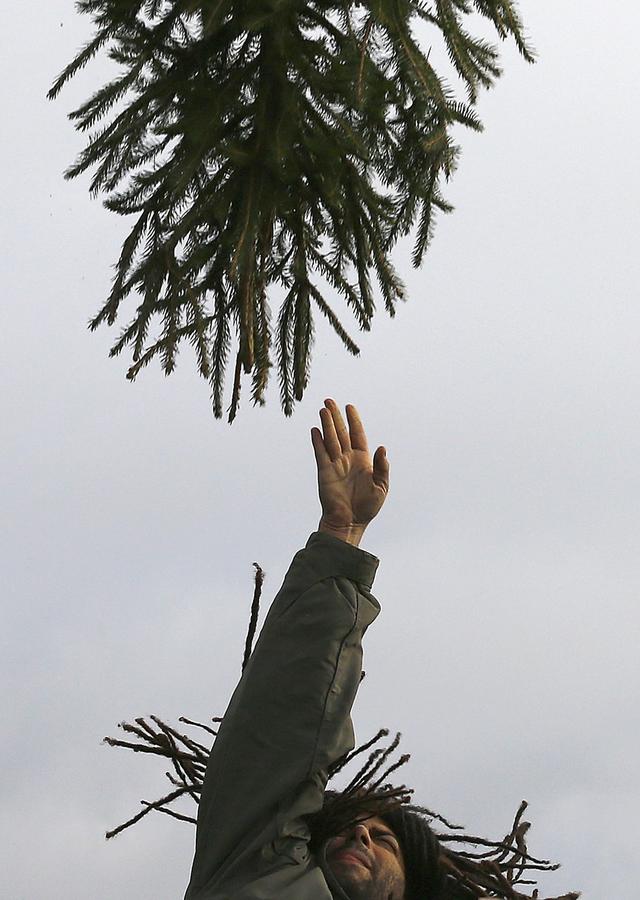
[2,2,639,898]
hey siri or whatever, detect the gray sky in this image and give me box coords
[2,1,639,897]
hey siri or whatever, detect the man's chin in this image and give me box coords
[330,861,372,898]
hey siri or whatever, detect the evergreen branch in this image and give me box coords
[309,285,360,355]
[356,17,375,107]
[276,289,296,416]
[292,274,313,402]
[362,218,406,315]
[434,0,501,102]
[412,164,441,266]
[69,60,146,132]
[249,256,272,407]
[89,209,153,331]
[124,317,204,380]
[210,291,231,419]
[228,349,243,422]
[473,0,536,62]
[48,29,113,100]
[307,244,370,331]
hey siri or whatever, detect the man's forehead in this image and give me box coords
[334,811,400,839]
[358,813,398,835]
[364,814,392,828]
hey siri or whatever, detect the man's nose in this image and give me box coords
[352,823,373,847]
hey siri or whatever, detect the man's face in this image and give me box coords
[325,814,406,900]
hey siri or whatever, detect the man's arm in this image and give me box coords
[184,400,390,897]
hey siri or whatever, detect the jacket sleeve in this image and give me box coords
[184,531,380,897]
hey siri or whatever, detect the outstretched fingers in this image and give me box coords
[346,404,369,453]
[372,446,390,492]
[311,426,330,467]
[324,398,351,452]
[319,406,342,461]
[315,400,380,470]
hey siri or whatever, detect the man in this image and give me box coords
[184,397,399,899]
[183,400,577,900]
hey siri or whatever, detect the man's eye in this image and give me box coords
[375,834,398,851]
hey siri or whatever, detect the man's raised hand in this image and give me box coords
[311,399,389,547]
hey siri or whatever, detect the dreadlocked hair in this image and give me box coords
[103,563,579,899]
[306,731,579,900]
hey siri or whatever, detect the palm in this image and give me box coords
[311,400,389,530]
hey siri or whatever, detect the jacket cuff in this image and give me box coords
[304,531,379,590]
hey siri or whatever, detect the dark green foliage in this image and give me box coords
[50,0,533,420]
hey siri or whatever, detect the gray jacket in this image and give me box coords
[184,531,381,899]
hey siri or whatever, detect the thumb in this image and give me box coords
[372,446,390,492]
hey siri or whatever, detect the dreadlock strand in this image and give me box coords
[118,719,161,746]
[441,851,525,899]
[343,747,385,794]
[103,735,192,760]
[178,716,218,737]
[165,770,201,799]
[166,755,201,803]
[328,727,390,777]
[367,752,412,792]
[149,715,210,757]
[148,720,204,799]
[143,803,197,825]
[409,802,464,831]
[105,786,188,840]
[242,563,265,672]
[131,717,163,743]
[344,732,403,793]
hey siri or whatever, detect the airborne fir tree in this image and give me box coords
[50,0,533,420]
